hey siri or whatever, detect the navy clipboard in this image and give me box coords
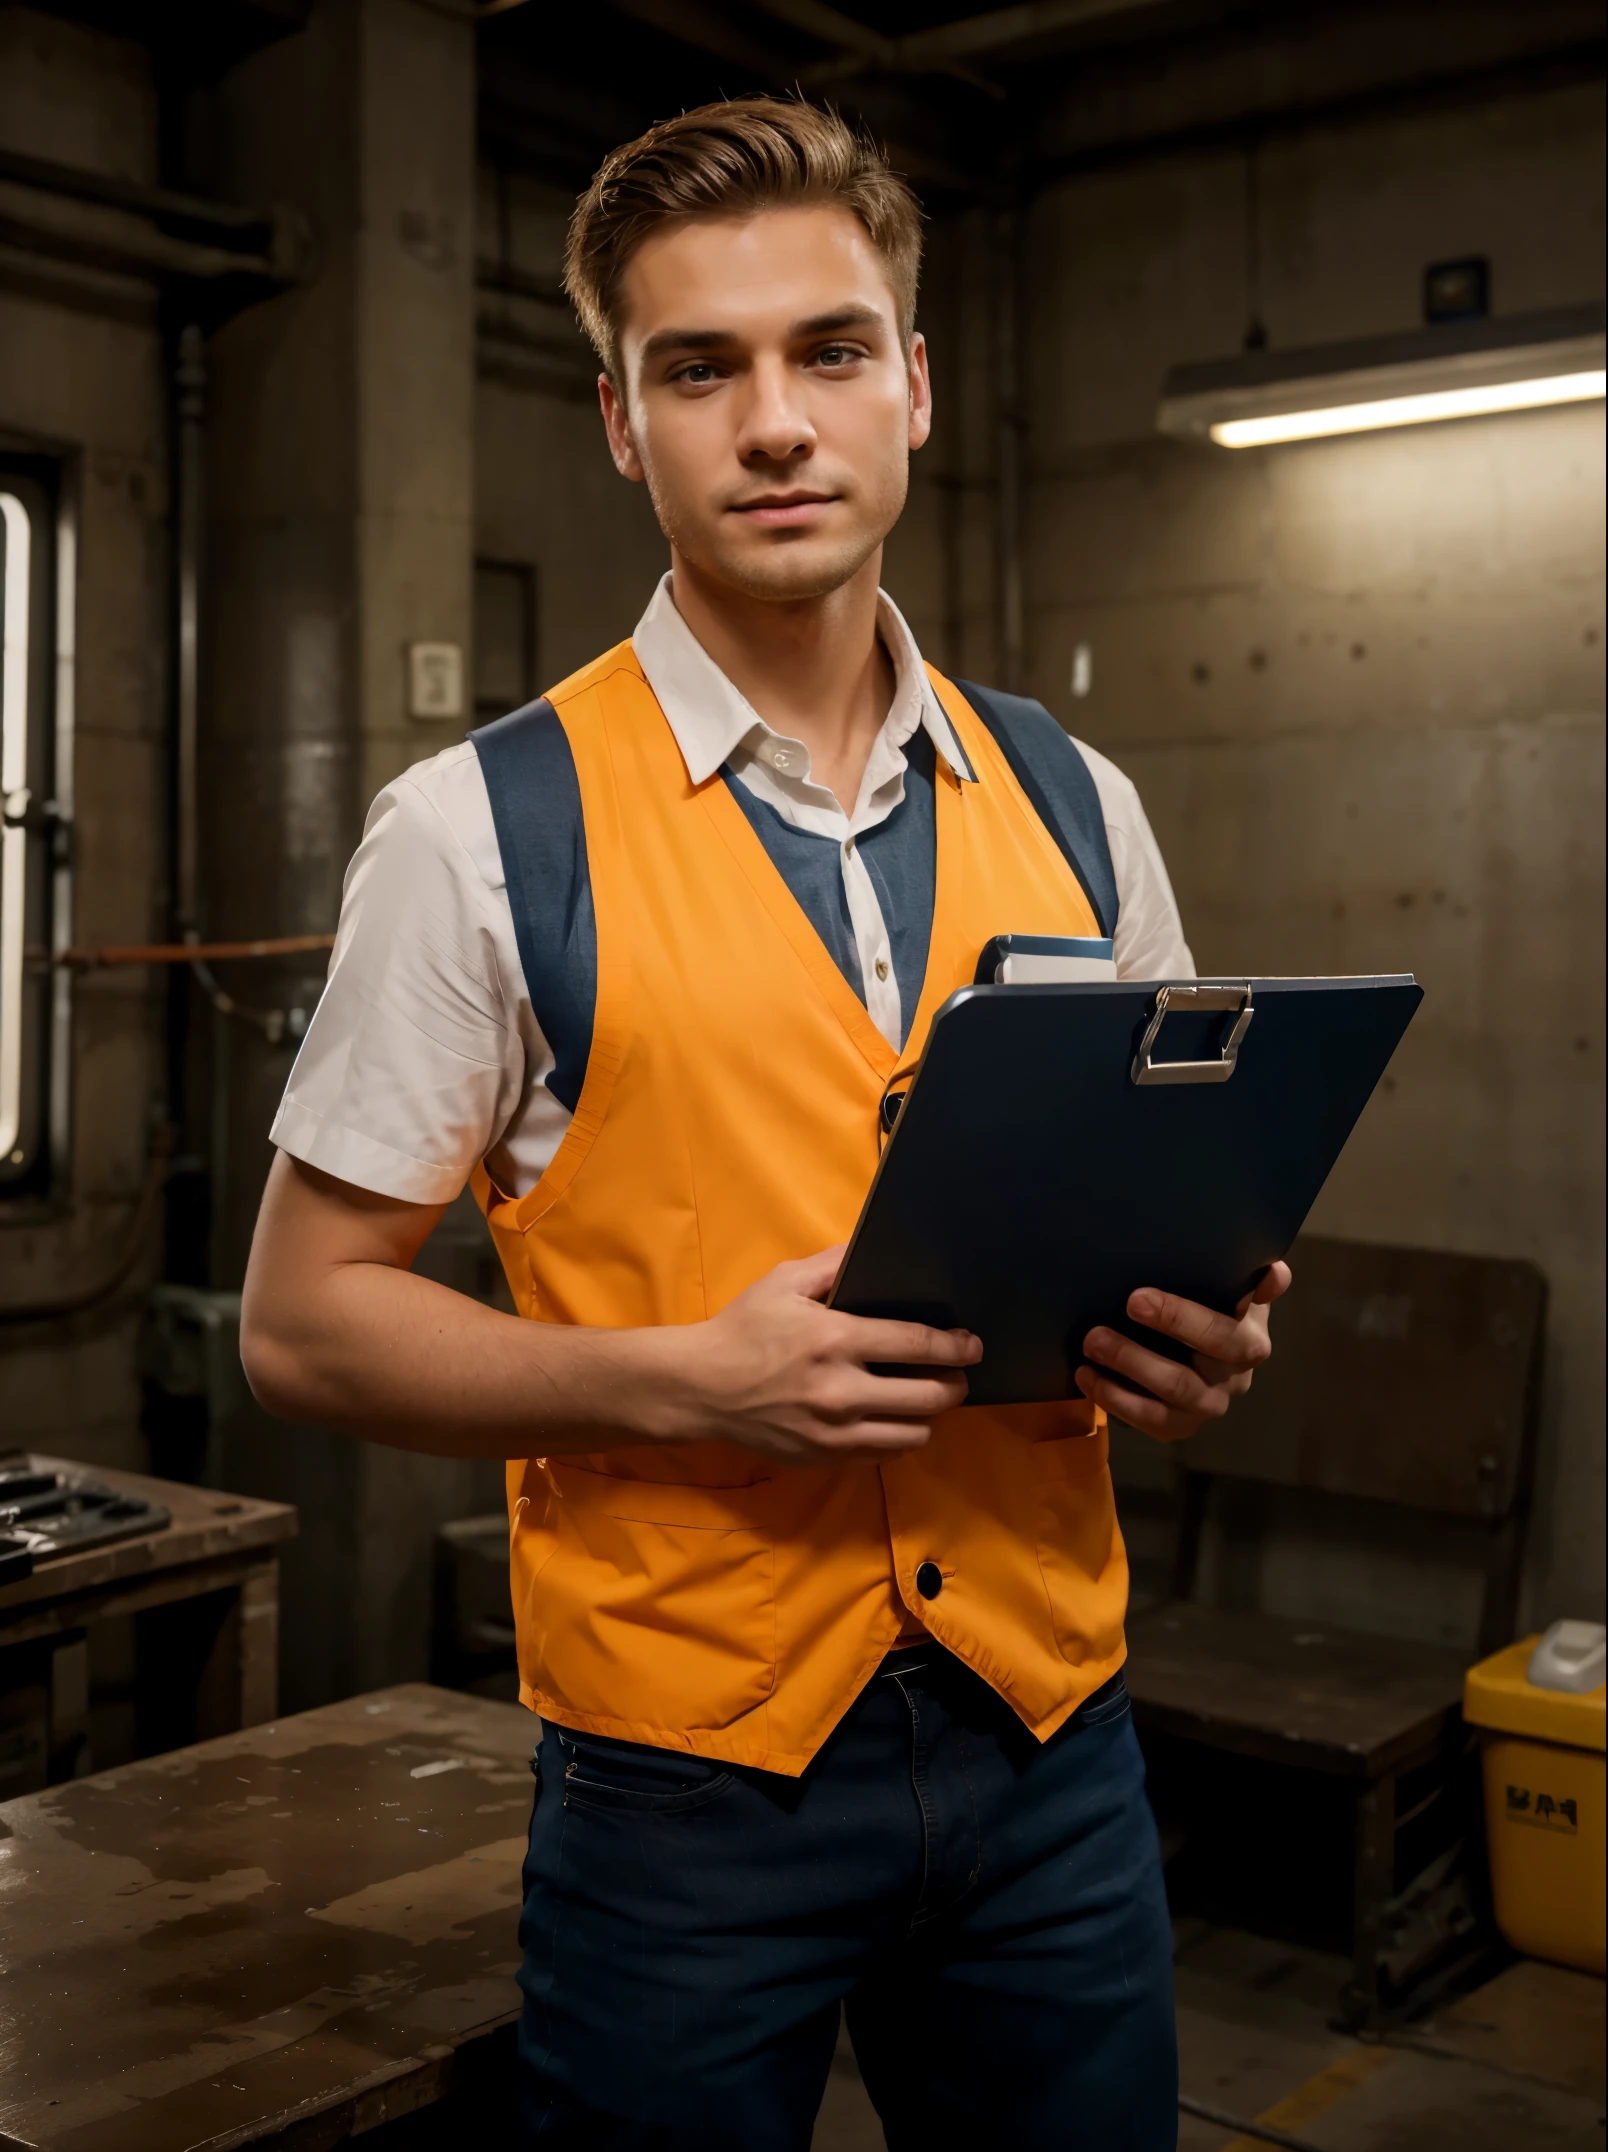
[829,975,1423,1407]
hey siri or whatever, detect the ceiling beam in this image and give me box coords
[742,0,893,64]
[744,0,1005,92]
[592,0,1003,198]
[603,0,802,82]
[784,0,1233,86]
[899,0,1204,67]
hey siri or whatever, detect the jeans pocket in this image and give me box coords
[1073,1672,1131,1729]
[554,1728,737,1814]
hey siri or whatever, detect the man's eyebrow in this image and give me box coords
[637,305,890,367]
[794,305,886,339]
[638,326,738,364]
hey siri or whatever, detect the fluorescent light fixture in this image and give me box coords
[1158,304,1605,450]
[1212,370,1604,447]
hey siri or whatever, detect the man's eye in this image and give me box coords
[676,363,721,385]
[814,345,862,368]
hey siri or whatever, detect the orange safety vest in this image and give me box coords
[474,642,1127,1775]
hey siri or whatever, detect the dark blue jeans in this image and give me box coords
[517,1643,1176,2148]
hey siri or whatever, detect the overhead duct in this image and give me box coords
[0,145,309,292]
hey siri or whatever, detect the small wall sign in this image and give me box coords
[407,641,464,721]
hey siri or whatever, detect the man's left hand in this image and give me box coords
[1074,1262,1292,1443]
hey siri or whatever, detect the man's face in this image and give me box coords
[600,206,931,603]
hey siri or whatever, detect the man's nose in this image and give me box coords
[736,355,816,464]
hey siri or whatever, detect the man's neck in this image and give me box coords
[668,550,896,814]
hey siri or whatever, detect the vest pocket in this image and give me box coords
[1030,1433,1125,1667]
[518,1464,778,1735]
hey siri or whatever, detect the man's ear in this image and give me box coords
[599,373,645,483]
[907,332,933,455]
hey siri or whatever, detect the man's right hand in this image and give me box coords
[243,1156,976,1463]
[662,1248,980,1464]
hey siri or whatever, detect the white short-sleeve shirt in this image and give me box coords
[270,577,1194,1205]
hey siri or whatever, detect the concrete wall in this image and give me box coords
[197,0,496,1711]
[1006,79,1606,1635]
[0,6,167,1474]
[473,165,664,683]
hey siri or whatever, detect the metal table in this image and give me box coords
[0,1682,534,2149]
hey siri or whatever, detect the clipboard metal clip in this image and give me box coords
[1131,983,1254,1087]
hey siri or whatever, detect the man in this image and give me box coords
[243,97,1288,2149]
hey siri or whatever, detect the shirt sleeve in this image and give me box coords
[269,767,533,1205]
[1071,739,1196,981]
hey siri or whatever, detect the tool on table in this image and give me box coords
[0,1451,171,1585]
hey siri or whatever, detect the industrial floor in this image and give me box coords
[810,1934,1607,2150]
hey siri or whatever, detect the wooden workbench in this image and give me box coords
[0,1457,296,1785]
[0,1683,534,2150]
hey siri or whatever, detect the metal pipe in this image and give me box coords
[46,934,336,969]
[0,144,307,288]
[994,205,1026,693]
[0,1126,173,1326]
[0,202,293,288]
[173,325,204,940]
[167,329,309,1052]
[0,144,277,242]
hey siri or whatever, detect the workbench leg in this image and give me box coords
[224,1558,280,1731]
[136,1558,281,1754]
[0,1642,50,1797]
[1341,1772,1397,2031]
[48,1630,91,1780]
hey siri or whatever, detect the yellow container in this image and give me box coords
[1464,1638,1605,1974]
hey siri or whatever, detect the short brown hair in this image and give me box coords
[563,97,924,382]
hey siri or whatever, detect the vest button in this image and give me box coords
[916,1561,943,1600]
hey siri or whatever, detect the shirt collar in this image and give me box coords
[630,571,976,789]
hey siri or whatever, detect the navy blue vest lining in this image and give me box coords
[719,727,936,1050]
[471,685,1117,1113]
[470,699,597,1114]
[952,678,1119,939]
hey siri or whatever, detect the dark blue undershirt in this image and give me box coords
[718,727,937,1051]
[471,690,1115,1115]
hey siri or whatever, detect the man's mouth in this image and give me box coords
[729,491,838,528]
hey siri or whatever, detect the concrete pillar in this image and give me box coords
[194,0,486,1708]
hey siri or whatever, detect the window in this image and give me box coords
[473,558,536,724]
[0,459,72,1195]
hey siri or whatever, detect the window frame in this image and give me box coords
[0,447,76,1202]
[472,555,537,725]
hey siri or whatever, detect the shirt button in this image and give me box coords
[916,1561,943,1600]
[874,955,890,982]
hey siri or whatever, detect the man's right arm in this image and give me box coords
[240,1151,979,1465]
